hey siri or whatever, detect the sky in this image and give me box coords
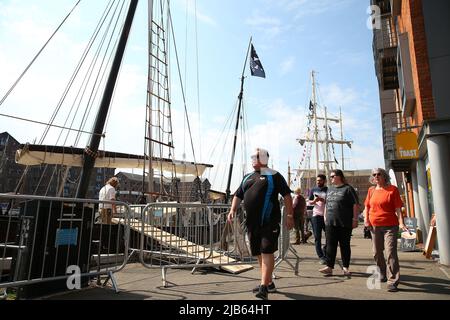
[0,0,384,193]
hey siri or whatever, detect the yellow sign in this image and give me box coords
[396,131,419,159]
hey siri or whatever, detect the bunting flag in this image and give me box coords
[250,44,266,78]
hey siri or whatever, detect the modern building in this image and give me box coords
[371,0,450,264]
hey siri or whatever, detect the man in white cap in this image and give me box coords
[227,148,294,300]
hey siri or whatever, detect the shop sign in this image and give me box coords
[396,131,419,159]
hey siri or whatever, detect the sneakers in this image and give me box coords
[319,258,327,265]
[255,285,269,300]
[253,282,276,293]
[343,267,351,276]
[319,266,333,276]
[387,284,398,292]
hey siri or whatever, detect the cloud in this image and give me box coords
[319,83,359,107]
[280,56,296,75]
[245,12,288,40]
[177,0,217,27]
[278,0,355,20]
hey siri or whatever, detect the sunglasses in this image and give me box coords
[372,173,381,177]
[330,175,336,178]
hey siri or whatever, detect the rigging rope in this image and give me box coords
[168,6,201,179]
[0,113,103,137]
[0,0,82,108]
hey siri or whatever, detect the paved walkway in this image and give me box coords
[47,226,450,300]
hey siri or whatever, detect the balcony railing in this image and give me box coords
[373,12,399,91]
[382,111,420,172]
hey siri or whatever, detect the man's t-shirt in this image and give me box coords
[99,184,116,209]
[234,168,291,228]
[364,185,403,227]
[308,186,328,217]
[325,184,359,228]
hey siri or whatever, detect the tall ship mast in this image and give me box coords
[295,71,353,189]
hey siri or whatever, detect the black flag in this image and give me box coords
[250,44,266,78]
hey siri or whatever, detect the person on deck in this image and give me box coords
[98,177,119,224]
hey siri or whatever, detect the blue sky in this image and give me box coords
[0,0,384,192]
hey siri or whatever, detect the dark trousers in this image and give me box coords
[294,213,305,243]
[325,225,352,269]
[311,215,326,259]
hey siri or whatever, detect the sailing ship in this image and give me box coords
[293,71,353,192]
[2,0,211,203]
[1,1,256,299]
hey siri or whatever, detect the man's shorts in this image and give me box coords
[247,223,280,255]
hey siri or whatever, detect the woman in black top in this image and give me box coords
[319,170,359,276]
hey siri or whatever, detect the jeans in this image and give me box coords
[311,215,326,259]
[325,225,352,269]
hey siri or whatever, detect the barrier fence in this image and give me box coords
[0,194,130,298]
[1,194,297,296]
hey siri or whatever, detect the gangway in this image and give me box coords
[112,218,253,274]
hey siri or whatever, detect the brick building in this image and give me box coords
[0,132,24,194]
[371,0,450,264]
[295,169,372,210]
[116,171,211,204]
[0,132,115,199]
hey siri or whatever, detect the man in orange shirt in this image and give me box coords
[364,168,408,292]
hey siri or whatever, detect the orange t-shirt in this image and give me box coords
[364,185,403,227]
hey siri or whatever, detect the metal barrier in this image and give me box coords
[124,202,295,287]
[132,203,255,287]
[274,206,300,276]
[0,194,130,298]
[1,195,298,295]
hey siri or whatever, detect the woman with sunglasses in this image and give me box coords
[319,170,359,276]
[364,168,408,292]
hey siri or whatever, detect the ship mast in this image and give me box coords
[76,0,138,198]
[297,70,353,181]
[312,71,320,177]
[225,37,252,203]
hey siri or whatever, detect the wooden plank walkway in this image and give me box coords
[112,218,253,274]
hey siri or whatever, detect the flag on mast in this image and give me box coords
[249,44,266,78]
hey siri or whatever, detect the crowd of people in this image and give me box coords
[227,148,409,300]
[99,147,408,300]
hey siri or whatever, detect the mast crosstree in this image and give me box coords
[296,71,353,181]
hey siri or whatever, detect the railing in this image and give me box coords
[129,202,294,287]
[372,12,399,90]
[382,111,409,161]
[1,196,296,295]
[0,194,131,298]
